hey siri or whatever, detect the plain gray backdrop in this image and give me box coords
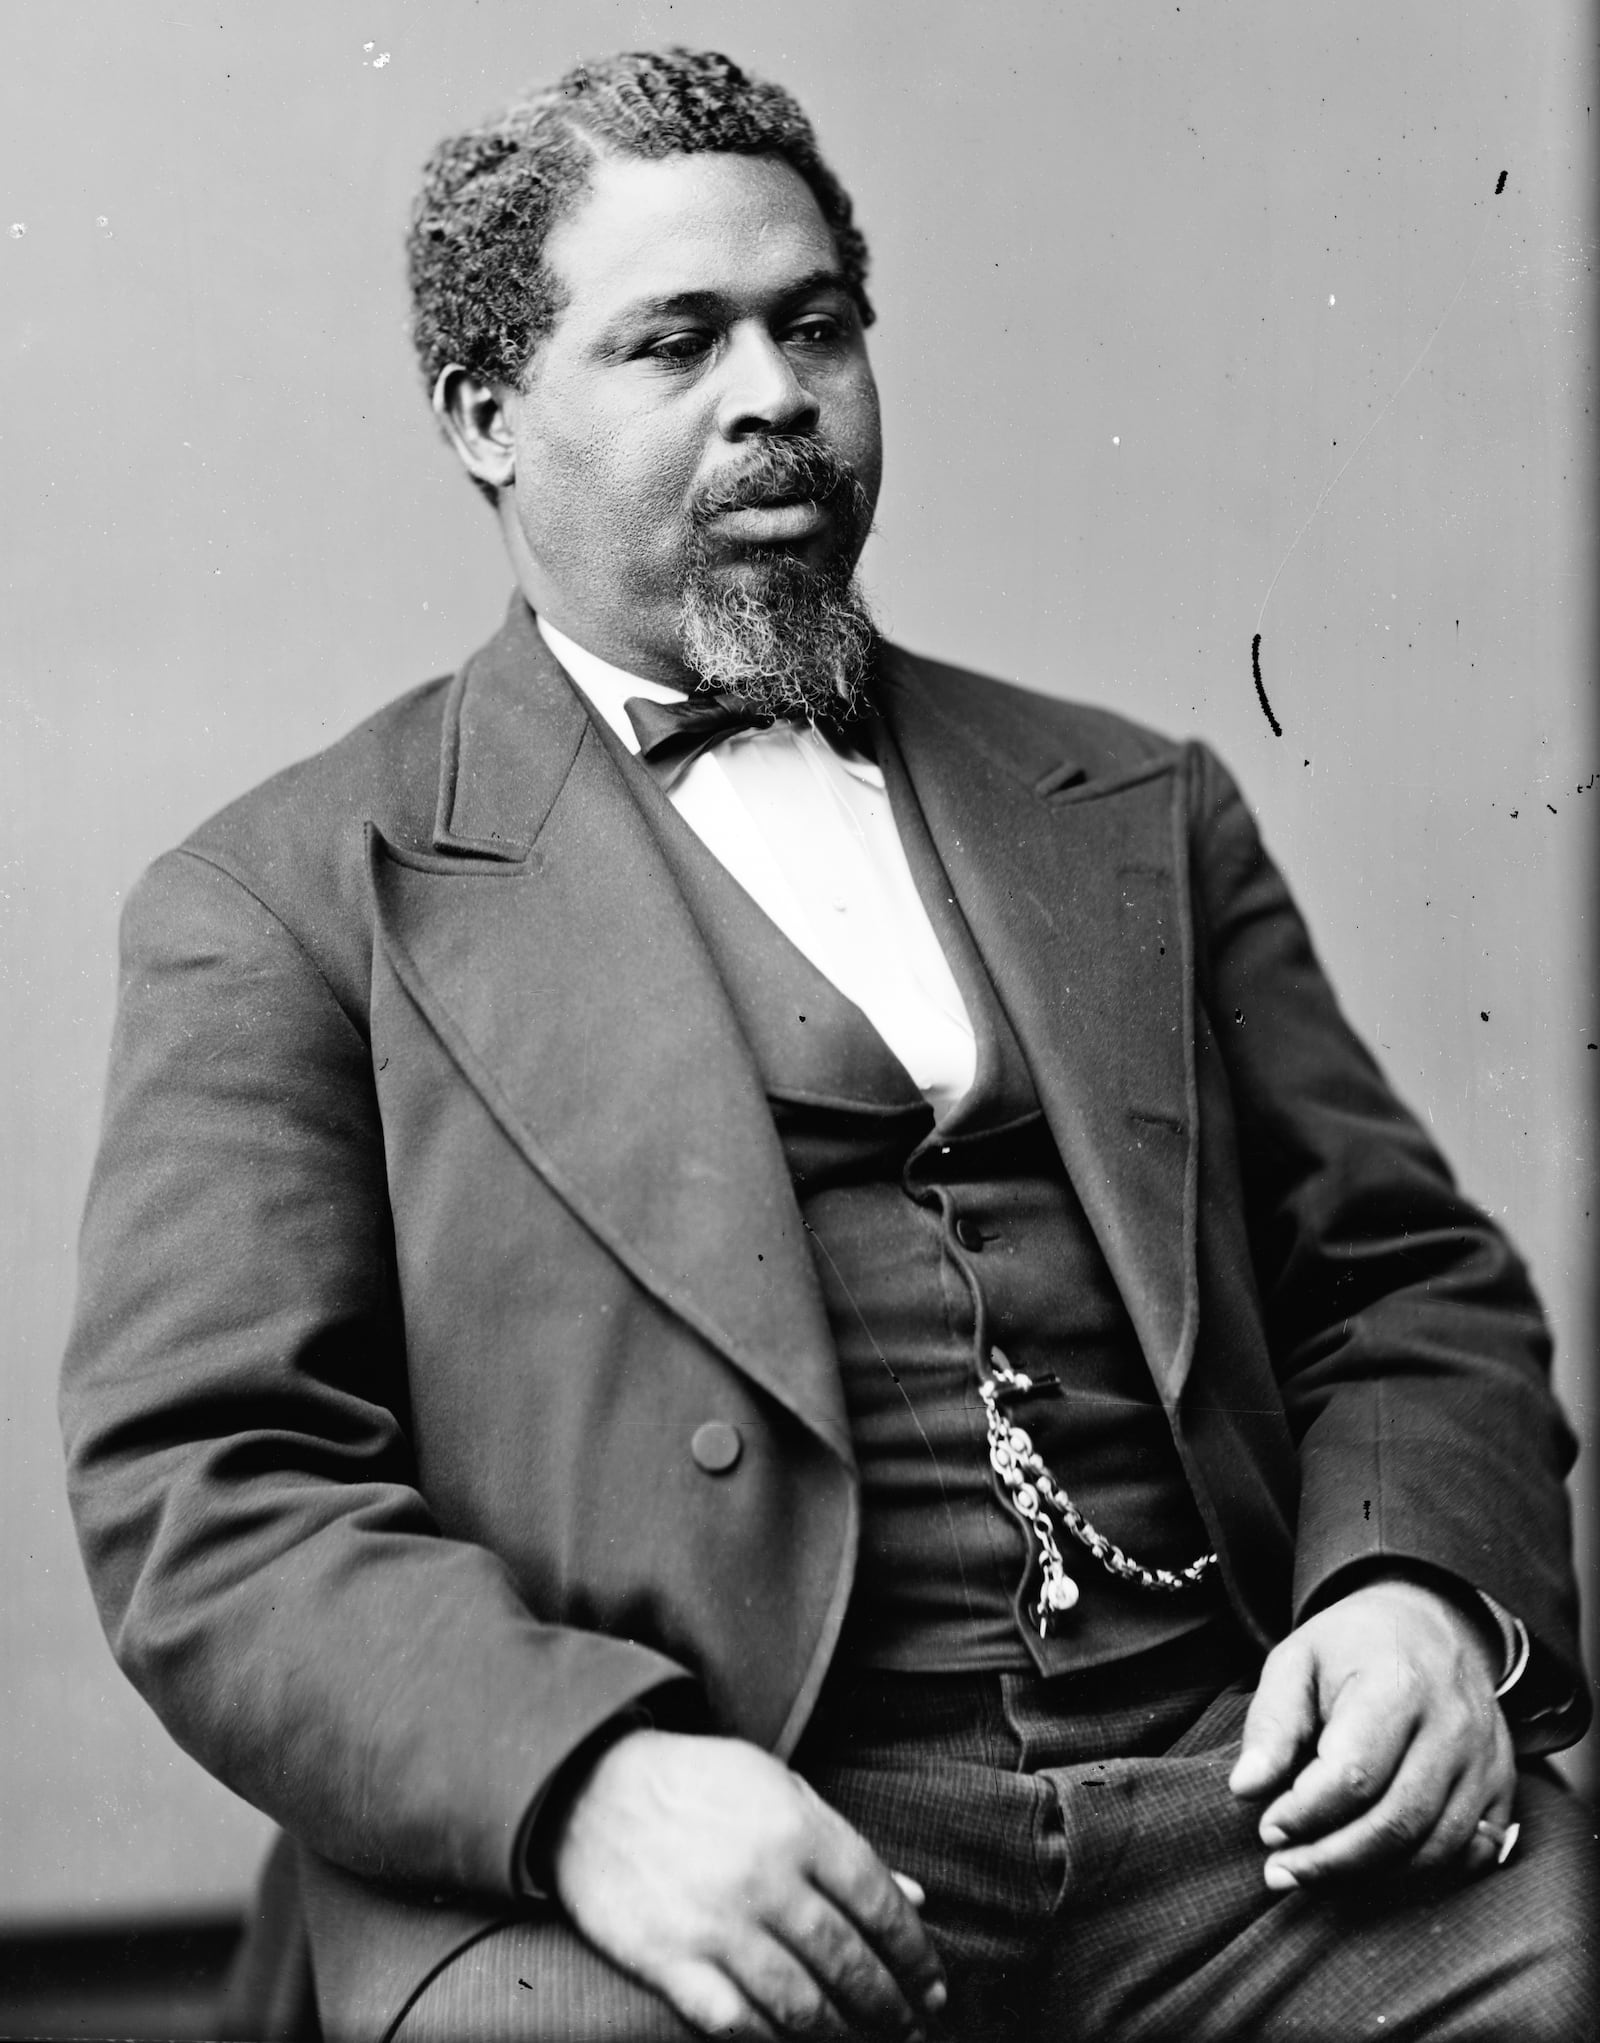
[2,0,1594,1925]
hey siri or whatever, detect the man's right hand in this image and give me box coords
[549,1728,948,2040]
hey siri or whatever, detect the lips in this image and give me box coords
[709,498,829,544]
[690,440,871,563]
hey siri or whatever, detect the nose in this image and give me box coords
[715,324,820,439]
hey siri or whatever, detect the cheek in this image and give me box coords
[525,415,697,589]
[836,379,884,508]
[599,420,696,527]
[593,427,700,587]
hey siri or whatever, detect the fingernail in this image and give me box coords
[1264,1860,1300,1891]
[923,1980,948,2013]
[1259,1823,1288,1848]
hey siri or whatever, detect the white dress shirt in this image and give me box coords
[537,616,977,1117]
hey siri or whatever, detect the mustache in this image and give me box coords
[691,438,863,523]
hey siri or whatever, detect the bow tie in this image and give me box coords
[623,691,865,792]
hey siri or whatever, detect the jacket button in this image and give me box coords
[691,1420,743,1474]
[953,1215,986,1251]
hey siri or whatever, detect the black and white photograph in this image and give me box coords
[2,4,1595,2037]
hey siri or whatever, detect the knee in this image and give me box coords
[1492,1908,1597,2043]
[1474,1780,1598,2042]
[391,1918,694,2043]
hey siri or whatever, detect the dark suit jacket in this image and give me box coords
[61,598,1584,2035]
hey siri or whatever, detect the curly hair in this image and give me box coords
[406,47,874,400]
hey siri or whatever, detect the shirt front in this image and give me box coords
[538,615,978,1117]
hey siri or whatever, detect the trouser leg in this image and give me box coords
[793,1657,1241,2040]
[805,1667,1598,2043]
[392,1658,1598,2043]
[392,1672,1062,2043]
[387,1916,697,2043]
[1035,1686,1599,2042]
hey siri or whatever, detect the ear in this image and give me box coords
[433,365,516,491]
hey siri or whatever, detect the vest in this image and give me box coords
[596,711,1225,1678]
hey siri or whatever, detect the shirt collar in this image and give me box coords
[535,615,681,756]
[534,612,884,788]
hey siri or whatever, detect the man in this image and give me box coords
[61,47,1594,2043]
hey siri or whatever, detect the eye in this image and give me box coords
[784,314,845,348]
[642,329,714,365]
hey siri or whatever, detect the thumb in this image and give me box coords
[1230,1635,1316,1801]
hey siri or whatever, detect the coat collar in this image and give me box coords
[431,595,586,859]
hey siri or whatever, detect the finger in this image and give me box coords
[1256,1668,1419,1848]
[802,1799,947,2022]
[1412,1716,1517,1873]
[723,1928,855,2040]
[1262,1733,1467,1888]
[771,1886,923,2038]
[1230,1638,1317,1800]
[659,1956,783,2040]
[1460,1727,1520,1877]
[1401,1759,1488,1872]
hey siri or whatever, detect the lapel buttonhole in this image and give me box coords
[1034,762,1088,800]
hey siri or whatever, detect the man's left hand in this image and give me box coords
[1228,1574,1515,1889]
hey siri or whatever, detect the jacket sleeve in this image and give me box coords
[1184,742,1586,1748]
[60,847,694,1901]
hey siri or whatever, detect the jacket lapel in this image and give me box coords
[879,647,1200,1404]
[368,601,852,1464]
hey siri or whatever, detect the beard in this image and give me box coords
[678,438,878,722]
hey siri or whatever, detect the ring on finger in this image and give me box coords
[1474,1817,1520,1866]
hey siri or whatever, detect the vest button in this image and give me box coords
[953,1215,986,1251]
[690,1420,743,1474]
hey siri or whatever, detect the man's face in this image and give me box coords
[496,150,883,687]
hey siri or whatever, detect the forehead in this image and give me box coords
[540,152,842,329]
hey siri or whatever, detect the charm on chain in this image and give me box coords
[979,1347,1217,1636]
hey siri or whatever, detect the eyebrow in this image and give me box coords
[598,267,854,338]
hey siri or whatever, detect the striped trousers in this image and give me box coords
[393,1637,1597,2042]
